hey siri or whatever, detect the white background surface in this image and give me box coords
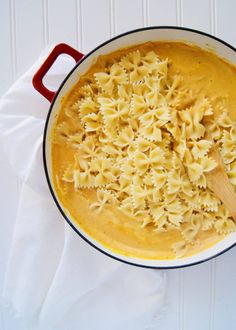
[1,0,236,329]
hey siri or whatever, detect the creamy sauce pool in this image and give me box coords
[51,42,236,259]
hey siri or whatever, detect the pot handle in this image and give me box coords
[32,43,84,102]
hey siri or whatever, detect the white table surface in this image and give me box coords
[1,0,236,329]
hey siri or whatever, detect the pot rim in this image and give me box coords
[43,25,236,269]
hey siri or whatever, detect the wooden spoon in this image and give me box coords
[205,137,236,221]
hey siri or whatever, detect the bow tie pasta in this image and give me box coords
[52,42,236,259]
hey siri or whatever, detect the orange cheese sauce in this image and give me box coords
[51,42,236,259]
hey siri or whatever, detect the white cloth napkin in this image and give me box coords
[0,49,166,330]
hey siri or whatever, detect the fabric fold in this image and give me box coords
[0,50,166,330]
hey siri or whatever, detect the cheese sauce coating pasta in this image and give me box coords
[52,42,236,259]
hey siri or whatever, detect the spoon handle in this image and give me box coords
[206,146,236,221]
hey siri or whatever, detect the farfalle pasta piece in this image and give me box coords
[117,174,132,194]
[179,106,205,139]
[215,218,236,235]
[181,174,193,197]
[55,118,83,144]
[149,204,166,229]
[222,130,235,150]
[187,156,217,183]
[189,139,212,159]
[165,199,183,226]
[135,136,155,152]
[171,151,184,171]
[151,169,167,189]
[162,189,178,204]
[190,212,202,230]
[90,157,118,187]
[64,105,79,119]
[81,112,103,132]
[173,124,187,159]
[218,111,234,128]
[78,97,99,118]
[119,157,135,176]
[117,83,133,101]
[73,168,95,189]
[182,214,201,244]
[220,130,236,164]
[195,97,213,116]
[140,214,153,228]
[131,185,147,210]
[170,88,195,110]
[115,126,135,147]
[120,50,141,70]
[214,205,236,234]
[158,131,172,148]
[132,174,144,186]
[67,130,84,148]
[142,173,154,190]
[221,148,236,164]
[126,117,139,132]
[200,156,217,172]
[102,142,123,159]
[115,127,138,157]
[145,75,160,89]
[140,106,170,127]
[167,170,182,194]
[182,205,195,224]
[187,162,203,182]
[166,123,181,141]
[162,151,172,171]
[98,130,111,143]
[134,148,164,175]
[201,210,215,231]
[200,189,220,212]
[203,115,222,140]
[139,123,162,142]
[229,126,236,140]
[90,189,115,213]
[145,81,167,107]
[77,136,98,159]
[98,97,129,135]
[73,156,89,174]
[79,83,99,98]
[147,187,163,204]
[55,121,72,143]
[166,75,182,100]
[120,50,151,82]
[151,199,183,227]
[146,89,166,108]
[168,170,192,196]
[166,109,182,137]
[170,108,180,125]
[119,197,135,216]
[131,94,148,116]
[62,165,74,183]
[152,59,168,80]
[94,63,128,94]
[183,190,202,210]
[172,241,188,258]
[141,51,159,71]
[139,105,169,142]
[133,82,149,97]
[196,174,207,189]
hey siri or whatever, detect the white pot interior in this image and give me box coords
[45,27,236,268]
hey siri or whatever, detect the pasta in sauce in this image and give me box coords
[52,42,236,259]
